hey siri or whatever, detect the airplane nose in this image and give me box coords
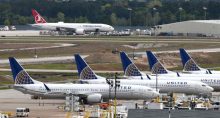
[111,27,114,31]
[153,91,160,98]
[208,86,214,92]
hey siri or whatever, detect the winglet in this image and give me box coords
[44,83,51,92]
[119,51,142,76]
[74,54,98,79]
[146,51,168,74]
[179,48,201,71]
[146,75,151,80]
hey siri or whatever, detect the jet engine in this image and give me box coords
[86,94,103,103]
[75,29,85,35]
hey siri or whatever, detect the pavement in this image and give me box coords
[133,48,220,56]
[0,43,76,52]
[0,68,124,73]
[0,30,40,36]
[0,89,66,118]
[0,55,88,65]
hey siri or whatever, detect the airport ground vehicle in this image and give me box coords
[16,108,29,117]
[0,113,9,118]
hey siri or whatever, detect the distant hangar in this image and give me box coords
[157,20,220,37]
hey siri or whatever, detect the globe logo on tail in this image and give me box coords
[184,59,200,71]
[80,66,97,79]
[15,70,34,84]
[152,62,168,74]
[125,64,142,76]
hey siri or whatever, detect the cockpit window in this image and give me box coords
[202,84,206,87]
[148,89,152,91]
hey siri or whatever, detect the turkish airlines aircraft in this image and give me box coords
[74,54,213,95]
[9,57,158,103]
[30,9,114,35]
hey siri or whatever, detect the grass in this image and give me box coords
[1,36,220,84]
[24,63,75,70]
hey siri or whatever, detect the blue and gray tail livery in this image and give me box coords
[74,54,98,79]
[9,57,35,84]
[179,48,201,71]
[146,51,168,74]
[120,51,143,76]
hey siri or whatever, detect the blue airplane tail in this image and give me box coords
[74,54,98,79]
[119,52,142,76]
[146,51,168,74]
[9,57,35,84]
[179,48,201,71]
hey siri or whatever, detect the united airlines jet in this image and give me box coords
[74,54,213,95]
[9,57,159,103]
[146,51,220,91]
[31,9,114,35]
[180,48,220,74]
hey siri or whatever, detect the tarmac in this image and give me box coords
[128,109,220,118]
[0,89,67,118]
[0,30,40,36]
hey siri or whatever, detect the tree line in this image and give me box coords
[1,0,220,27]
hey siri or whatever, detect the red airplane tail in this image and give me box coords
[31,9,47,24]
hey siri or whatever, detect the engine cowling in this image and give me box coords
[86,94,103,103]
[75,29,85,35]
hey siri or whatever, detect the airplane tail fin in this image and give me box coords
[179,48,201,71]
[9,57,39,84]
[146,51,168,74]
[74,54,98,79]
[120,52,142,76]
[31,9,47,24]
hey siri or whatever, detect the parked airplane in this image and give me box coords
[9,57,159,103]
[146,50,220,91]
[180,48,220,74]
[31,9,114,35]
[74,53,213,95]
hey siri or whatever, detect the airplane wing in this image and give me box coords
[43,83,98,98]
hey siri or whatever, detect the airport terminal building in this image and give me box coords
[157,20,220,37]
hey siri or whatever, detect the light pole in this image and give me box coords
[203,7,207,20]
[153,7,157,27]
[114,73,120,118]
[155,71,158,93]
[106,73,114,118]
[128,8,132,27]
[152,7,158,36]
[179,7,183,22]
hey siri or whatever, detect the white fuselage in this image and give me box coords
[149,75,220,91]
[13,83,158,100]
[82,79,213,95]
[31,22,114,32]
